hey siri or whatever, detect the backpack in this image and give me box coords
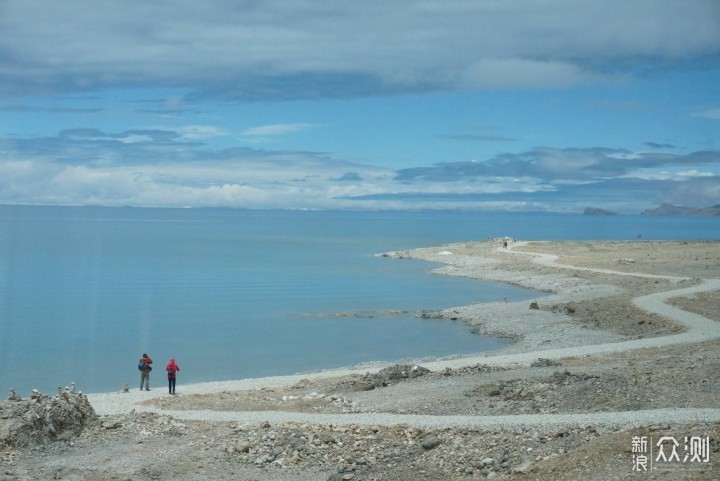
[138,361,147,371]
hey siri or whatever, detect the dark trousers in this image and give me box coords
[168,377,176,394]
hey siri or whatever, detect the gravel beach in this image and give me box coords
[2,239,719,480]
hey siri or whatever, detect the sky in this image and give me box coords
[1,0,719,213]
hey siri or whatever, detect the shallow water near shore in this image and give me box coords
[1,205,718,395]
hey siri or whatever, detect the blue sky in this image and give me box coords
[1,1,719,213]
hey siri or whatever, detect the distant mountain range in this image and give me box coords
[583,207,618,216]
[583,204,720,216]
[640,203,720,216]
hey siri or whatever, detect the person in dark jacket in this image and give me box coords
[139,353,153,391]
[166,358,180,395]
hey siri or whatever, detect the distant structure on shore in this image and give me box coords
[583,204,720,216]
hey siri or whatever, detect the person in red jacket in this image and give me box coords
[166,358,180,395]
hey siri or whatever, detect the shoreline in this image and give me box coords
[83,240,576,411]
[88,239,720,416]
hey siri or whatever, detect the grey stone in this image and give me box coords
[421,435,441,450]
[101,419,122,430]
[512,460,535,474]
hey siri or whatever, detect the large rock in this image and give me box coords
[0,389,97,447]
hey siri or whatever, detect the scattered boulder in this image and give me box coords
[530,358,562,368]
[101,418,122,430]
[376,364,430,382]
[550,304,576,314]
[512,460,535,474]
[345,364,431,392]
[421,435,441,450]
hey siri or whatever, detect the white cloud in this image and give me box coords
[177,125,230,140]
[621,169,715,181]
[1,127,718,212]
[692,108,720,120]
[459,58,604,90]
[119,134,155,144]
[0,134,396,208]
[676,170,715,178]
[241,123,317,137]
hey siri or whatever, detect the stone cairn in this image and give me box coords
[1,384,98,447]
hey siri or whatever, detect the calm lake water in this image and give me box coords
[0,206,718,394]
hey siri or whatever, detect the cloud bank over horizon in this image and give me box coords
[1,1,718,213]
[2,1,719,99]
[1,127,717,213]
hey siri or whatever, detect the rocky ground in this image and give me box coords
[1,240,719,480]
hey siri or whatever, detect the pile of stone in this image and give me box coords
[337,364,431,392]
[0,385,97,447]
[435,363,509,378]
[530,358,563,368]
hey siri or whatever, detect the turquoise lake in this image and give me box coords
[0,205,718,394]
